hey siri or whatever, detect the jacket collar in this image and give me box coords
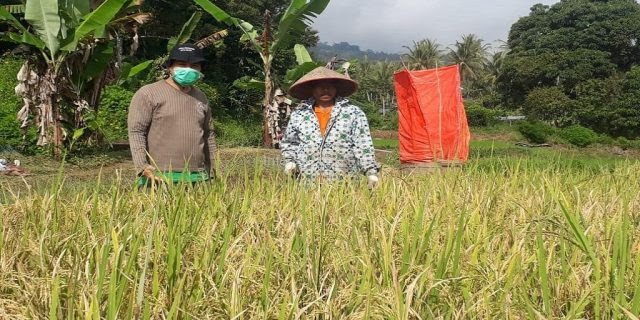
[299,97,350,111]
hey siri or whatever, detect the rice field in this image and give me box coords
[1,149,640,319]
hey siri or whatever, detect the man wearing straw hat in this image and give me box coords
[281,67,380,187]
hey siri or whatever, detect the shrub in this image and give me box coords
[94,86,135,142]
[615,137,633,150]
[351,99,384,129]
[559,125,597,147]
[214,119,262,147]
[523,87,575,127]
[628,139,640,149]
[379,112,398,130]
[197,81,222,109]
[465,101,500,127]
[517,121,555,144]
[479,92,504,109]
[595,134,615,145]
[0,58,25,151]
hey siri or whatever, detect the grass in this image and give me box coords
[1,145,640,318]
[373,138,399,150]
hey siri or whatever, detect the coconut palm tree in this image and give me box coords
[485,50,508,91]
[448,34,490,84]
[369,60,398,115]
[403,38,442,70]
[350,58,397,115]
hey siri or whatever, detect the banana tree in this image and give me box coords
[194,0,330,148]
[0,0,150,155]
[235,44,322,146]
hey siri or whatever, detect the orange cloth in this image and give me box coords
[314,106,333,136]
[394,65,470,163]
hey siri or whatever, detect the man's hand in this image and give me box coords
[367,175,379,189]
[142,165,163,184]
[284,162,297,176]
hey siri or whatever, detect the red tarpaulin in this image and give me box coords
[393,65,470,164]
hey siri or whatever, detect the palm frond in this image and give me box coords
[404,39,442,70]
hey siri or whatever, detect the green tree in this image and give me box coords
[369,60,398,116]
[466,49,508,104]
[500,0,640,105]
[574,77,623,135]
[351,58,399,123]
[508,0,640,69]
[499,49,616,105]
[574,67,640,138]
[522,86,575,127]
[447,34,489,85]
[403,39,442,70]
[132,0,318,121]
[485,50,507,91]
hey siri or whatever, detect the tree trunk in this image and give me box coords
[261,9,273,148]
[115,32,123,69]
[263,64,273,148]
[46,66,63,157]
[53,103,63,157]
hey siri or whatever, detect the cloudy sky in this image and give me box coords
[313,0,559,53]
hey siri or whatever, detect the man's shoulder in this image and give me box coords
[190,86,209,104]
[135,80,166,96]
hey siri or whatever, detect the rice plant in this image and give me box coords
[1,155,639,319]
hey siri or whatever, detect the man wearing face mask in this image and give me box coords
[128,43,217,187]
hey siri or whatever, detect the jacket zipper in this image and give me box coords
[319,107,342,170]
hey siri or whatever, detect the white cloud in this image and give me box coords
[312,0,559,52]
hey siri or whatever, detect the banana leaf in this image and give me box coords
[78,42,114,83]
[233,76,266,91]
[118,59,153,84]
[193,0,261,53]
[283,61,321,90]
[0,5,46,49]
[24,0,61,56]
[62,0,129,51]
[271,0,329,53]
[294,44,313,65]
[167,11,202,52]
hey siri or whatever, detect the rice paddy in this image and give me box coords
[1,147,639,319]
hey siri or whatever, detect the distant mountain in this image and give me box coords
[310,42,402,62]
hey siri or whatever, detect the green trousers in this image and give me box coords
[136,170,210,187]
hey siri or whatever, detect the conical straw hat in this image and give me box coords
[288,67,359,100]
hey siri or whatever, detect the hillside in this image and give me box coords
[311,41,402,62]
